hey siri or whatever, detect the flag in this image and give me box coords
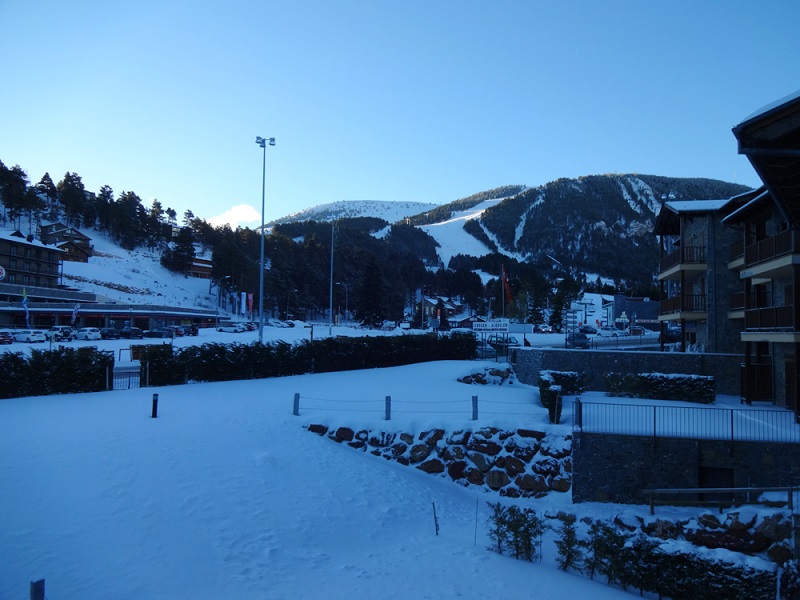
[22,288,30,328]
[501,266,513,304]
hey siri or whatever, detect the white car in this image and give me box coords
[13,329,46,343]
[596,326,621,337]
[75,327,102,340]
[217,323,246,333]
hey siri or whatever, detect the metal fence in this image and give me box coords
[573,398,800,443]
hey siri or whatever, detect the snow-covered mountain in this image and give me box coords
[269,199,438,226]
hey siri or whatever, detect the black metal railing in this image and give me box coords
[572,398,800,443]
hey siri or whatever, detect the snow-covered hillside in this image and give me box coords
[271,199,438,225]
[61,230,215,308]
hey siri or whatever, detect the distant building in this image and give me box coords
[0,230,63,290]
[39,222,93,262]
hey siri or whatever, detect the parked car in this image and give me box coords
[660,325,681,343]
[0,330,14,344]
[13,329,46,343]
[596,326,621,337]
[119,327,144,339]
[100,327,122,340]
[534,324,553,333]
[75,327,102,340]
[578,325,598,335]
[144,327,174,338]
[486,334,521,349]
[182,324,199,336]
[625,325,654,337]
[46,325,75,341]
[217,323,246,333]
[166,325,184,337]
[565,332,591,349]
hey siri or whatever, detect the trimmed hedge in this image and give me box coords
[0,347,114,399]
[554,515,777,599]
[144,332,478,386]
[0,333,477,398]
[538,371,586,424]
[603,372,715,404]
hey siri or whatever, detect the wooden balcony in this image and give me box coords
[744,305,795,330]
[728,239,744,262]
[660,294,707,315]
[729,291,745,311]
[660,245,707,273]
[744,229,800,268]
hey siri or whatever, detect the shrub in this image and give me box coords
[486,502,547,562]
[604,372,715,404]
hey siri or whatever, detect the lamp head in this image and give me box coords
[256,136,266,148]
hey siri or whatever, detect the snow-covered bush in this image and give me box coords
[603,372,715,404]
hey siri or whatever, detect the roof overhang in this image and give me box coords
[733,91,800,226]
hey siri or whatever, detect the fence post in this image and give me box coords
[730,409,735,442]
[472,395,478,420]
[293,393,300,416]
[30,579,45,600]
[653,405,657,439]
[151,393,158,418]
[385,395,391,421]
[106,366,110,391]
[574,397,582,430]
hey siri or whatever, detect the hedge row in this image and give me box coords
[555,515,776,599]
[0,347,114,399]
[603,372,715,404]
[143,332,478,386]
[537,371,586,424]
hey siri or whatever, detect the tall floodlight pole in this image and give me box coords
[329,221,335,335]
[256,136,276,344]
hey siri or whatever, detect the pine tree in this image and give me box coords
[554,514,584,572]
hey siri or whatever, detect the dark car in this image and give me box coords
[166,325,184,337]
[183,324,199,336]
[119,327,144,339]
[100,327,121,340]
[565,332,591,349]
[144,327,174,338]
[578,325,597,335]
[0,330,13,345]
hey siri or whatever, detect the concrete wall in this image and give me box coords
[573,431,800,504]
[511,346,743,396]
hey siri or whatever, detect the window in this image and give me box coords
[10,245,17,256]
[9,259,16,269]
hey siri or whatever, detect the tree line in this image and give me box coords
[0,159,618,327]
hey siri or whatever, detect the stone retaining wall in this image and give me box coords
[305,424,572,498]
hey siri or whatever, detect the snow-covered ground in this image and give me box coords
[2,361,652,600]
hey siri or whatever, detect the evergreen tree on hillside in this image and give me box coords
[96,185,114,230]
[35,172,59,221]
[355,254,384,327]
[57,172,86,227]
[111,191,148,249]
[160,227,196,273]
[1,165,31,228]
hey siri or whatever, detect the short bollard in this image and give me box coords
[151,393,159,419]
[385,395,391,421]
[472,395,478,420]
[293,393,300,416]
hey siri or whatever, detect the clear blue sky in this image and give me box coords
[1,1,798,227]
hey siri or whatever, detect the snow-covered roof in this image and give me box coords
[738,88,800,126]
[664,199,731,213]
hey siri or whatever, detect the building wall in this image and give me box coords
[573,432,800,504]
[511,347,743,396]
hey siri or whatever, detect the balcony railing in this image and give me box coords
[744,305,795,330]
[728,239,744,262]
[660,245,707,272]
[660,294,707,315]
[729,291,745,311]
[744,229,800,267]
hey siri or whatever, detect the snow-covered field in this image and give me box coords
[2,361,652,600]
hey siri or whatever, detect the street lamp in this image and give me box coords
[256,136,276,344]
[286,289,298,321]
[336,282,350,327]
